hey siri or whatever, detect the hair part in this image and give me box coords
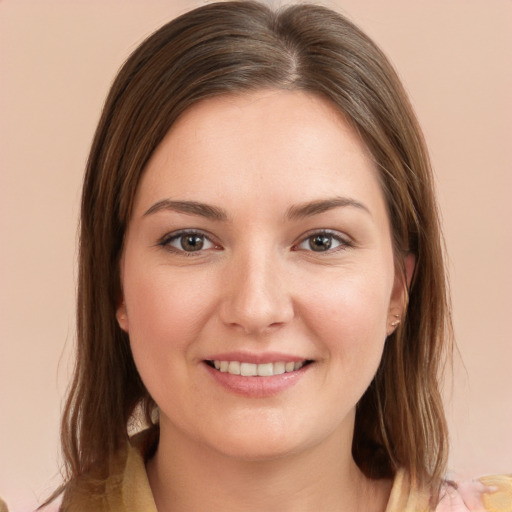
[54,1,452,506]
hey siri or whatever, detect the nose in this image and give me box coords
[219,248,294,335]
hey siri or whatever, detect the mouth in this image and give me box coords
[205,359,313,377]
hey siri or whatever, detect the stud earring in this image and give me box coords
[151,406,160,424]
[390,314,401,327]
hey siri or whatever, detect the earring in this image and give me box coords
[151,406,160,424]
[390,314,401,327]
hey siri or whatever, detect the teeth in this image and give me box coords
[228,361,241,375]
[257,363,273,376]
[273,362,285,375]
[240,362,258,376]
[211,360,307,377]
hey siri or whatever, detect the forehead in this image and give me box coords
[133,89,385,219]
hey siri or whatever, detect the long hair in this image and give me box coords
[57,0,452,504]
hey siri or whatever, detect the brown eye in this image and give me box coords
[180,234,205,251]
[296,231,349,253]
[161,231,216,253]
[309,234,332,252]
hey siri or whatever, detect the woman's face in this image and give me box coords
[118,90,409,460]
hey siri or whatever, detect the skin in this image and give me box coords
[117,90,413,512]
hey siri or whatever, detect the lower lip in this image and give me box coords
[203,362,311,398]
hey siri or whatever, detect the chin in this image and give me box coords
[200,417,331,463]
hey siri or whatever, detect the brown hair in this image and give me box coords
[57,0,452,505]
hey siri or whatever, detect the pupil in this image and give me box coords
[310,235,331,251]
[182,235,203,251]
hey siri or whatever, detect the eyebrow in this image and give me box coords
[143,199,228,221]
[286,196,371,220]
[143,196,370,222]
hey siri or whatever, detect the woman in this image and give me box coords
[42,2,509,511]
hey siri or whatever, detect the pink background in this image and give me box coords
[1,1,511,510]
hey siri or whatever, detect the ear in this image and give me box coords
[387,252,415,336]
[403,252,415,290]
[116,300,129,332]
[116,255,129,332]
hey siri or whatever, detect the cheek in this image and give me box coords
[123,262,217,371]
[304,269,390,330]
[298,267,392,370]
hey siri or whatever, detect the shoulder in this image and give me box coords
[387,469,512,512]
[436,474,512,512]
[60,429,158,511]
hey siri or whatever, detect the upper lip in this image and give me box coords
[204,352,310,364]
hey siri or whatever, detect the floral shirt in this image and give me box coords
[438,475,512,511]
[387,468,512,511]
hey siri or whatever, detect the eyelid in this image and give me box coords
[158,229,221,253]
[293,229,353,252]
[156,228,352,254]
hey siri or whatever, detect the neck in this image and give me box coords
[146,419,391,512]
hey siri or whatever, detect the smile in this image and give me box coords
[207,360,311,377]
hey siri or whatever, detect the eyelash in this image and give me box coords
[158,229,219,255]
[294,230,353,254]
[157,229,352,255]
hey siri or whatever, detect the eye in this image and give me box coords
[160,231,217,253]
[296,231,349,253]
